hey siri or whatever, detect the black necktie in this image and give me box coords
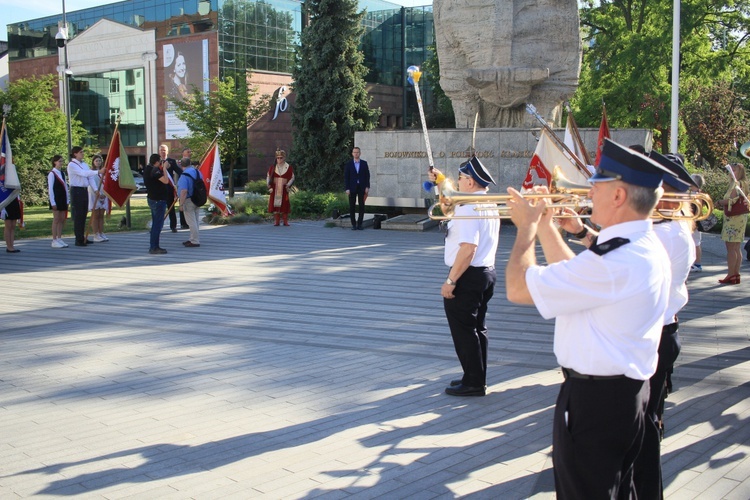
[588,237,630,256]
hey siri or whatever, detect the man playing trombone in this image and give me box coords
[429,157,500,397]
[504,139,678,499]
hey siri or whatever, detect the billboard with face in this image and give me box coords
[164,39,209,139]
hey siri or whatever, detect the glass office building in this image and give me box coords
[7,0,434,172]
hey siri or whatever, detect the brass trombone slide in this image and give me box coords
[428,169,714,221]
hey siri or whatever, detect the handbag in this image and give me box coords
[725,198,750,217]
[697,213,718,232]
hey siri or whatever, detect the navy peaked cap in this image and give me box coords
[458,156,496,187]
[589,139,674,189]
[648,151,698,192]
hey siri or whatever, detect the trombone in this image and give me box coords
[428,167,714,221]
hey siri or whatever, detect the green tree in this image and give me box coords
[681,79,749,168]
[423,44,455,129]
[291,0,379,193]
[169,74,270,196]
[0,75,88,205]
[574,0,750,153]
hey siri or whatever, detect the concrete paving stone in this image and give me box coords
[724,446,750,481]
[723,475,750,500]
[1,224,748,498]
[694,477,741,499]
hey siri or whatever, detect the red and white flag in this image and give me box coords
[522,129,588,191]
[199,142,230,215]
[594,106,611,167]
[563,113,591,166]
[102,129,136,207]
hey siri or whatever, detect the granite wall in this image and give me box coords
[355,128,652,208]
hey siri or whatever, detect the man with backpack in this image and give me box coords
[177,157,206,248]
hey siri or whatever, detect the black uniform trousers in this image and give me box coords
[633,322,681,500]
[70,186,89,244]
[443,265,496,388]
[348,185,366,227]
[553,374,649,499]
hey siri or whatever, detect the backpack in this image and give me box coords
[187,170,208,206]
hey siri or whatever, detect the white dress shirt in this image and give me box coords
[444,195,500,268]
[67,160,99,187]
[653,220,695,325]
[526,220,671,380]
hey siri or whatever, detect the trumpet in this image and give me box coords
[428,168,715,221]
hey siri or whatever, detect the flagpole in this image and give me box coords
[86,114,121,239]
[525,104,591,178]
[198,133,220,166]
[564,102,592,165]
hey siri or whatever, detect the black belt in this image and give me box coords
[71,186,87,190]
[562,367,626,381]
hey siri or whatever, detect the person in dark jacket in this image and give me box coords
[143,153,171,254]
[344,147,370,230]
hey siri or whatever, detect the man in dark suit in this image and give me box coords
[344,146,370,230]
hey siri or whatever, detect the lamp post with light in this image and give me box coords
[55,0,72,155]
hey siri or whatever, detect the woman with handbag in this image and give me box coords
[717,163,749,284]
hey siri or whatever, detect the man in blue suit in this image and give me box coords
[344,147,370,230]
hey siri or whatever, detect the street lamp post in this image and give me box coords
[55,0,72,155]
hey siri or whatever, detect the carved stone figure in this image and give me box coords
[433,0,582,128]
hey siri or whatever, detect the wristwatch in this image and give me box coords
[445,277,457,286]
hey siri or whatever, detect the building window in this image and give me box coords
[110,108,120,124]
[110,78,120,94]
[126,69,135,86]
[126,90,136,109]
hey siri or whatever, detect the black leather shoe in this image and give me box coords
[357,224,363,230]
[450,379,462,387]
[75,241,87,247]
[85,239,94,244]
[445,384,485,397]
[171,228,178,233]
[351,226,357,231]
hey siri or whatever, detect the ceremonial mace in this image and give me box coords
[406,66,444,193]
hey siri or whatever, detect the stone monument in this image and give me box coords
[433,0,582,128]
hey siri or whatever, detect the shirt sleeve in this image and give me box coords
[526,252,626,320]
[48,173,55,206]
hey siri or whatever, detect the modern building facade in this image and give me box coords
[7,0,434,179]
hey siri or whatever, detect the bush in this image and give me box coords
[244,179,268,194]
[290,191,338,217]
[203,189,349,223]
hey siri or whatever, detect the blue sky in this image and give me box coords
[1,0,120,40]
[1,0,429,42]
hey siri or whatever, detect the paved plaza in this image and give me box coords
[1,220,749,499]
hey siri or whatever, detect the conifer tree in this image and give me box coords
[291,0,379,193]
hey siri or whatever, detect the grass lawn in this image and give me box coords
[14,196,155,241]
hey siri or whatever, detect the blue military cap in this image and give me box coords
[648,151,698,192]
[458,155,496,187]
[589,139,674,189]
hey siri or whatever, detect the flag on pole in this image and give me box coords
[563,112,591,166]
[522,129,588,191]
[594,106,611,167]
[199,142,230,215]
[0,122,21,211]
[102,129,136,207]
